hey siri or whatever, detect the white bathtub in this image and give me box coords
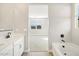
[52,42,79,56]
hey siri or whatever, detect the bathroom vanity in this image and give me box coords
[14,34,24,56]
[0,39,13,56]
[52,42,79,56]
[0,31,24,56]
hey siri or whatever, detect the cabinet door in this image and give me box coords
[19,38,24,56]
[0,4,14,30]
[14,38,24,56]
[14,42,20,56]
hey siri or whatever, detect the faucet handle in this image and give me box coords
[8,32,11,35]
[61,40,65,43]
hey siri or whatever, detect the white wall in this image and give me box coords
[14,4,28,52]
[0,4,14,30]
[14,4,28,33]
[48,4,72,50]
[0,3,28,34]
[0,4,28,52]
[29,4,48,18]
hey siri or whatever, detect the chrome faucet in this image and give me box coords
[5,32,11,39]
[61,40,65,43]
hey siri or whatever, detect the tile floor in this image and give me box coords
[30,36,48,52]
[22,52,51,56]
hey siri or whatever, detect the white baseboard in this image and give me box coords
[24,48,30,53]
[24,48,51,53]
[48,49,52,52]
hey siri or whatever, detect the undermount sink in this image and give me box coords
[0,43,4,46]
[0,41,7,46]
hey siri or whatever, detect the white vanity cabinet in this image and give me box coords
[14,37,24,56]
[0,34,24,56]
[0,45,13,56]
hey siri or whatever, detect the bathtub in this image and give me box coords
[52,42,79,56]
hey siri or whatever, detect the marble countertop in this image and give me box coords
[0,39,13,52]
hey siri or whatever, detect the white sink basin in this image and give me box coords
[0,39,13,51]
[0,43,4,46]
[0,44,4,46]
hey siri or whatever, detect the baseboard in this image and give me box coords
[30,49,49,52]
[24,48,30,53]
[24,49,51,53]
[48,49,52,52]
[48,49,53,56]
